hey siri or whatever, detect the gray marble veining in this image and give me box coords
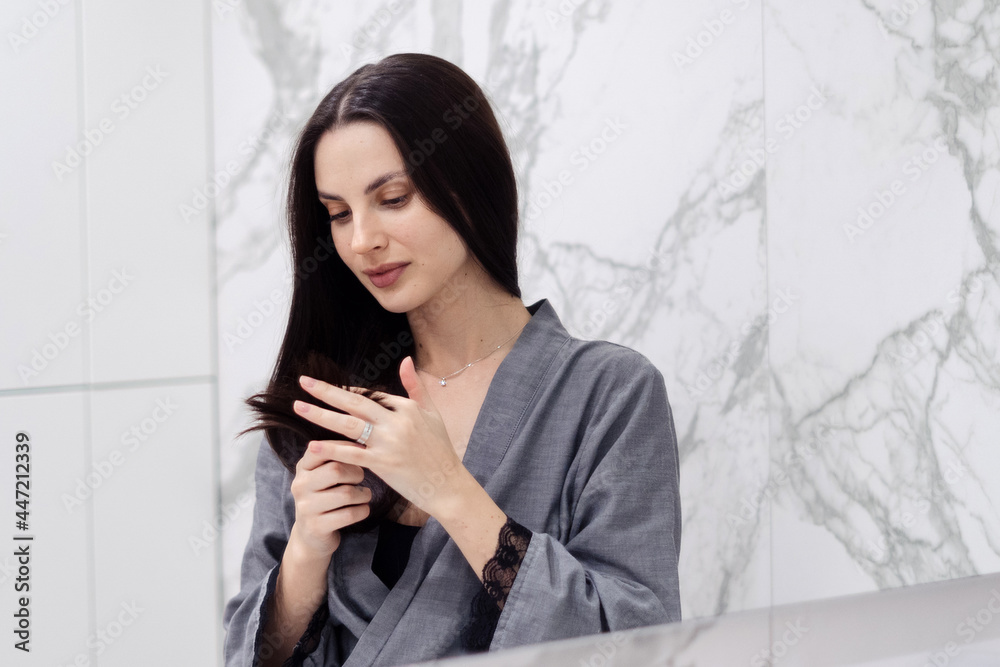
[215,0,1000,626]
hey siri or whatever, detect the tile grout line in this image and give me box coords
[759,0,776,652]
[0,374,216,398]
[203,0,226,661]
[75,0,97,663]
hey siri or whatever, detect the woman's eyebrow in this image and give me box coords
[318,170,406,201]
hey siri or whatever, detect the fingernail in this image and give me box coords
[294,400,310,413]
[300,375,316,388]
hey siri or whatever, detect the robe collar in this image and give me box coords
[340,297,573,665]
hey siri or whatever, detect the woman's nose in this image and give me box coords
[350,211,386,253]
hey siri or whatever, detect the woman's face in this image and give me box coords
[314,121,472,314]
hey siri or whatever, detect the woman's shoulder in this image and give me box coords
[531,298,663,383]
[560,335,665,386]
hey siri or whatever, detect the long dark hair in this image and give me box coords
[238,53,521,533]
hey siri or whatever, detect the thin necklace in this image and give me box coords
[414,321,528,386]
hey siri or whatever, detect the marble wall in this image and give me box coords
[216,0,1000,620]
[2,0,997,664]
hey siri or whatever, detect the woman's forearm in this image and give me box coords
[434,466,509,585]
[259,527,333,667]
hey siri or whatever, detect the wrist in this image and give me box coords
[286,523,338,568]
[433,467,490,527]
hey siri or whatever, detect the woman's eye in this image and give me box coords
[328,194,407,223]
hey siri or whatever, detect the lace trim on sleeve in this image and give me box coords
[280,602,329,667]
[458,515,533,652]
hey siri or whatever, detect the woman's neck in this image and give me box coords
[405,275,530,381]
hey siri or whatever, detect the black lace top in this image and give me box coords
[277,515,532,666]
[372,518,422,589]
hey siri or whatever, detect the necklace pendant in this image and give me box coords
[439,378,447,386]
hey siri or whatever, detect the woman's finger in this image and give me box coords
[296,441,367,476]
[298,375,390,423]
[293,399,373,442]
[311,484,372,512]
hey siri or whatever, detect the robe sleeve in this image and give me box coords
[483,352,683,651]
[222,435,334,667]
[457,516,533,650]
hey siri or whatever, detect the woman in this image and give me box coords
[223,53,682,667]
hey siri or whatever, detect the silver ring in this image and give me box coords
[356,420,373,445]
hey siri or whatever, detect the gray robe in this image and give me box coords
[223,298,682,666]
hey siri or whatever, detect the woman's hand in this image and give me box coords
[292,355,468,521]
[288,448,372,559]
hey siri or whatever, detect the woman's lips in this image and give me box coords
[368,264,408,288]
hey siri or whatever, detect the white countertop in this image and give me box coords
[414,573,1000,666]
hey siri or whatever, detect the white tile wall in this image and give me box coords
[0,0,218,665]
[82,0,212,384]
[1,0,86,391]
[0,392,91,665]
[90,382,217,666]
